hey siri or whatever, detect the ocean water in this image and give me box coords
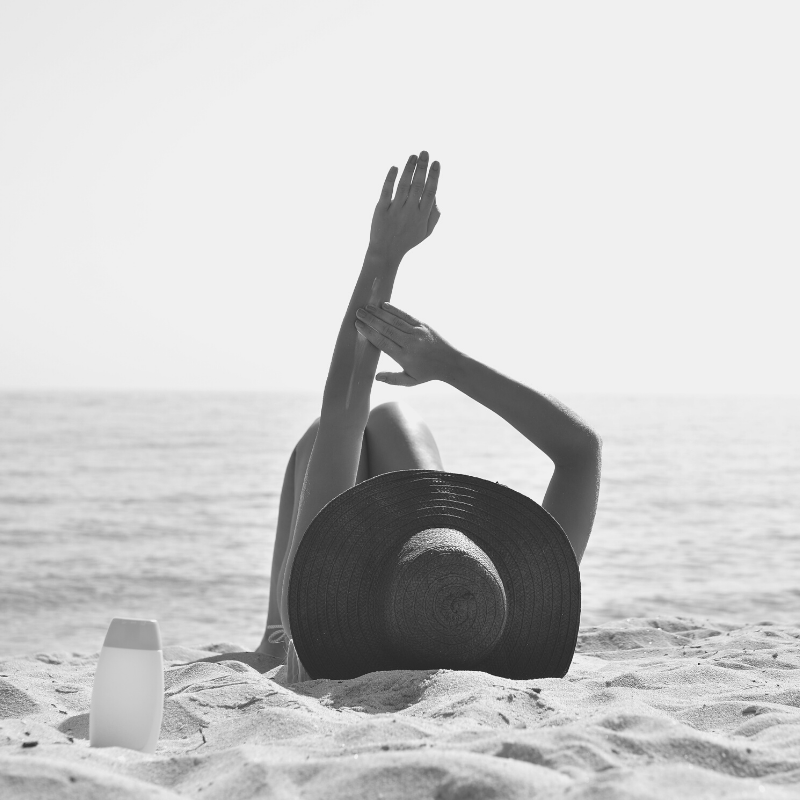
[1,389,798,658]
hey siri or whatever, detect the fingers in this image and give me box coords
[394,153,418,204]
[420,160,440,215]
[380,301,421,328]
[379,165,398,207]
[369,303,416,334]
[409,151,429,204]
[354,307,405,358]
[359,304,415,335]
[376,371,417,387]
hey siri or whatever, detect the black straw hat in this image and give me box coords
[288,469,581,681]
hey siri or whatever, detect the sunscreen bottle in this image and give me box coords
[89,618,164,753]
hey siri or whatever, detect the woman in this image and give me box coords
[255,151,602,681]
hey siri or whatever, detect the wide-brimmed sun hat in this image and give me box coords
[288,469,581,681]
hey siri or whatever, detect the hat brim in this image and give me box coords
[288,470,580,680]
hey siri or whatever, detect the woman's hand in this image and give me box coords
[354,301,459,387]
[369,151,441,260]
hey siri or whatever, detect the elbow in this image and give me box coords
[582,433,602,465]
[588,431,603,465]
[580,423,602,453]
[556,430,602,467]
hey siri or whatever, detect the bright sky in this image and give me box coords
[1,1,798,395]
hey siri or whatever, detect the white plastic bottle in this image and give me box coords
[89,618,164,754]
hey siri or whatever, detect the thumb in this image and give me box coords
[427,202,441,238]
[376,371,415,387]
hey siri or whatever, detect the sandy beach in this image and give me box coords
[1,614,799,798]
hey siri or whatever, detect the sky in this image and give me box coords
[1,0,798,396]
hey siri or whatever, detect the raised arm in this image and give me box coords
[352,306,602,565]
[278,151,441,641]
[444,353,601,565]
[446,354,601,465]
[320,151,440,429]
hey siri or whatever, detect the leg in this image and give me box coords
[257,447,297,658]
[255,401,443,656]
[255,417,369,657]
[364,400,444,475]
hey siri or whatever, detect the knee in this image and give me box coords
[367,402,427,439]
[296,416,321,453]
[368,401,411,424]
[365,401,443,473]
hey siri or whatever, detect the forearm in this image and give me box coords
[443,352,600,466]
[320,244,402,429]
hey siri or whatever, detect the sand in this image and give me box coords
[2,615,800,799]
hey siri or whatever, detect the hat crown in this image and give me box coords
[382,527,508,668]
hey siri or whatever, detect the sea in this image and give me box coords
[1,389,798,659]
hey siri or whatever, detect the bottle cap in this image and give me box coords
[102,618,162,651]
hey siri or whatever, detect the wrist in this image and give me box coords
[438,347,467,386]
[365,243,403,269]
